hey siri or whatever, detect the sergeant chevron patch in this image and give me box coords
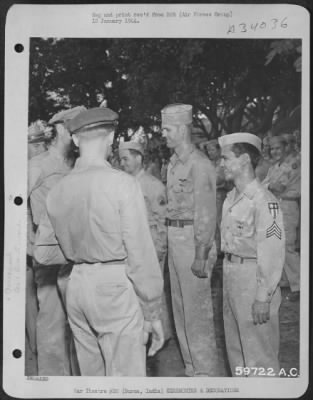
[266,221,282,239]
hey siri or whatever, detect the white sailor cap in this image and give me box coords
[218,132,262,153]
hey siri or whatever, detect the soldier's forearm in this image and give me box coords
[195,245,210,260]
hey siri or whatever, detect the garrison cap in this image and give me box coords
[66,107,119,135]
[161,103,193,126]
[48,106,87,125]
[282,133,296,143]
[28,120,47,144]
[118,141,145,156]
[218,132,262,153]
[269,135,287,146]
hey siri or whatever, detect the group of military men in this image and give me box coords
[26,102,300,377]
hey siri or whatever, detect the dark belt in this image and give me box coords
[73,259,126,266]
[166,219,193,228]
[225,253,256,264]
[100,260,126,266]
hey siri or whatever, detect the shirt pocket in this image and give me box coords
[231,215,255,239]
[231,218,246,237]
[173,179,193,194]
[172,178,193,208]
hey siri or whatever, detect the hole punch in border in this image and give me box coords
[12,349,22,359]
[14,196,23,206]
[14,43,24,53]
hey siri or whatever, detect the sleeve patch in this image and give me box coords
[266,221,282,240]
[268,202,279,219]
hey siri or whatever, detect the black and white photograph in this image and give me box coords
[3,3,310,399]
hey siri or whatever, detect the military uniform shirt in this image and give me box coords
[136,169,167,257]
[28,147,71,225]
[262,159,301,200]
[167,145,216,252]
[285,151,301,167]
[255,157,272,182]
[221,179,285,302]
[34,158,163,321]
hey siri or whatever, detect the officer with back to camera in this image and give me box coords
[34,107,164,376]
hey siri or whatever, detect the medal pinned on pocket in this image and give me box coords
[234,220,244,236]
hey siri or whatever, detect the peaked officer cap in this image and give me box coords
[48,106,87,125]
[66,107,119,135]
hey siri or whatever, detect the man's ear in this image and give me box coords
[179,124,188,141]
[241,152,251,166]
[72,133,79,147]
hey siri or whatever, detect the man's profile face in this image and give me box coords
[119,149,139,175]
[161,124,183,149]
[262,143,271,159]
[270,142,286,163]
[206,143,219,161]
[220,145,243,181]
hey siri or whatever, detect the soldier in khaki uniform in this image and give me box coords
[283,133,301,166]
[219,132,285,377]
[34,108,164,376]
[205,139,229,255]
[161,104,220,377]
[255,136,273,182]
[29,106,85,375]
[26,122,49,365]
[262,135,300,302]
[119,140,172,340]
[282,133,301,253]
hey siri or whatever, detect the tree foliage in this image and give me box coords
[29,38,301,137]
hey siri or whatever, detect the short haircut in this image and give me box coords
[128,149,144,163]
[231,142,261,170]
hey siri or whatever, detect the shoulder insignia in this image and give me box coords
[268,202,279,219]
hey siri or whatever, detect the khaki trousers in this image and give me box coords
[168,226,220,376]
[57,264,80,375]
[281,200,300,292]
[158,252,174,341]
[66,263,146,376]
[35,265,71,376]
[223,259,281,377]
